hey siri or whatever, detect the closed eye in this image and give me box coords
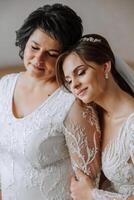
[78,69,86,76]
[47,51,59,58]
[31,46,39,50]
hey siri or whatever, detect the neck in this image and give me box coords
[23,71,58,87]
[95,77,132,119]
[19,72,59,95]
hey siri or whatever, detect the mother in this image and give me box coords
[0,4,101,200]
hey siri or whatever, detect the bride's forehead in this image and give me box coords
[63,53,83,73]
[64,53,83,66]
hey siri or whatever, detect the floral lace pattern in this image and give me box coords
[64,104,101,180]
[91,113,134,200]
[0,74,101,200]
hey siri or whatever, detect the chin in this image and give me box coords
[80,97,91,104]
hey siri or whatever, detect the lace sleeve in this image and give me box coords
[64,101,101,182]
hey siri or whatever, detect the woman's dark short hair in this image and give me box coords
[56,34,133,97]
[15,3,83,59]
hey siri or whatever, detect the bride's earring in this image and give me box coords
[104,72,109,79]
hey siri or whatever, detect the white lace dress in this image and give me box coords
[92,113,134,200]
[0,73,101,200]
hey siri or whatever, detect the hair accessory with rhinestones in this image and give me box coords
[81,36,101,43]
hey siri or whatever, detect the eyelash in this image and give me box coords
[65,69,86,86]
[47,52,59,58]
[78,69,86,76]
[31,46,59,58]
[31,46,39,50]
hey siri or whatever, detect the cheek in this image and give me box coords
[85,72,96,86]
[45,59,57,76]
[46,58,57,71]
[23,47,32,64]
[49,58,57,67]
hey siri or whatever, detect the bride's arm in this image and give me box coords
[70,169,130,200]
[70,115,134,200]
[63,101,101,181]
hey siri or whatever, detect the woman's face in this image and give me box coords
[63,52,106,104]
[23,28,62,80]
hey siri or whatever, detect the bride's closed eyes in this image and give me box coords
[65,66,87,86]
[77,69,86,76]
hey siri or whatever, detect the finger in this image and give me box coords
[71,176,77,189]
[75,168,86,179]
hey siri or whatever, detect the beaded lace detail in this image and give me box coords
[91,113,134,200]
[0,74,101,200]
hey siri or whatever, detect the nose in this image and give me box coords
[72,77,81,89]
[34,52,44,64]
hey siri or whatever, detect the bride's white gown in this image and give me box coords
[0,73,100,200]
[92,113,134,200]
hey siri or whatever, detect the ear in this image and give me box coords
[103,61,111,73]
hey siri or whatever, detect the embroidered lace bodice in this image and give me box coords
[92,112,134,200]
[0,73,101,200]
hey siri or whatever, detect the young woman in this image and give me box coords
[0,5,101,200]
[56,34,134,200]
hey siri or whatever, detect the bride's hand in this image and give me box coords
[70,169,96,200]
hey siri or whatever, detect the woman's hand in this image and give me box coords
[70,169,96,200]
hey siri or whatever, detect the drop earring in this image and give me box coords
[104,72,109,79]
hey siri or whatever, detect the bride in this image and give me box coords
[56,33,134,200]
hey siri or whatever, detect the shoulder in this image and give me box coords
[0,73,19,94]
[65,101,101,132]
[50,87,75,120]
[58,87,75,99]
[58,87,75,107]
[0,73,18,86]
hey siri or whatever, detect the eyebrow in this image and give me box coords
[31,40,61,53]
[65,64,85,79]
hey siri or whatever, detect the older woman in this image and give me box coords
[0,5,101,200]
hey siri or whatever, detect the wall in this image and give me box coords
[0,0,134,75]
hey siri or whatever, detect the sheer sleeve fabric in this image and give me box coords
[63,101,101,183]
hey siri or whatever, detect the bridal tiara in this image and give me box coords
[80,36,101,43]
